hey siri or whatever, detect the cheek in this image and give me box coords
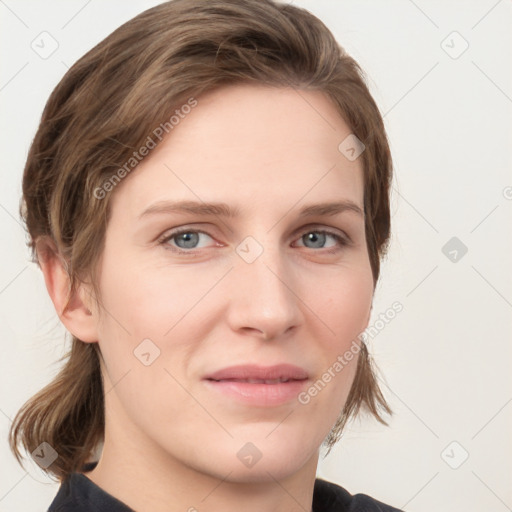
[305,264,372,402]
[96,247,221,341]
[310,263,373,346]
[93,249,229,397]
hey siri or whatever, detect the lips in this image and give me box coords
[204,364,309,382]
[203,364,309,406]
[217,377,294,384]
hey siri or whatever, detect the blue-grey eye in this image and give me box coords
[174,231,200,249]
[302,232,328,249]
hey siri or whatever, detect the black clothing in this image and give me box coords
[48,462,404,511]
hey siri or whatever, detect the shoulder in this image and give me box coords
[47,466,134,512]
[47,475,85,512]
[313,478,405,512]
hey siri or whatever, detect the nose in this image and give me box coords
[225,240,303,341]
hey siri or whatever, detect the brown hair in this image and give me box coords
[9,0,393,481]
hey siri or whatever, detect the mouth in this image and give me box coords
[204,363,309,381]
[203,364,309,406]
[207,377,304,384]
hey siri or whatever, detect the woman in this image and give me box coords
[9,1,402,510]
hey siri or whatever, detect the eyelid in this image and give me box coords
[157,223,352,253]
[291,223,351,243]
[157,227,218,250]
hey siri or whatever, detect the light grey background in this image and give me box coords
[1,1,511,511]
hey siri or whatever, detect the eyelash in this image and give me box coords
[157,226,350,256]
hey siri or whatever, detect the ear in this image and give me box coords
[36,238,98,343]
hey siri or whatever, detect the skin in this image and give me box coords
[41,84,374,512]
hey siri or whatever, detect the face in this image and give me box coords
[91,84,373,482]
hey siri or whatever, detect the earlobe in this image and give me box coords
[36,238,98,343]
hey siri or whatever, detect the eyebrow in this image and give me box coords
[138,199,364,220]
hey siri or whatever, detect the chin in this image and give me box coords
[190,432,319,483]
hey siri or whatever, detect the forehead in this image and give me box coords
[110,84,364,219]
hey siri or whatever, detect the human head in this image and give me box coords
[10,0,393,481]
